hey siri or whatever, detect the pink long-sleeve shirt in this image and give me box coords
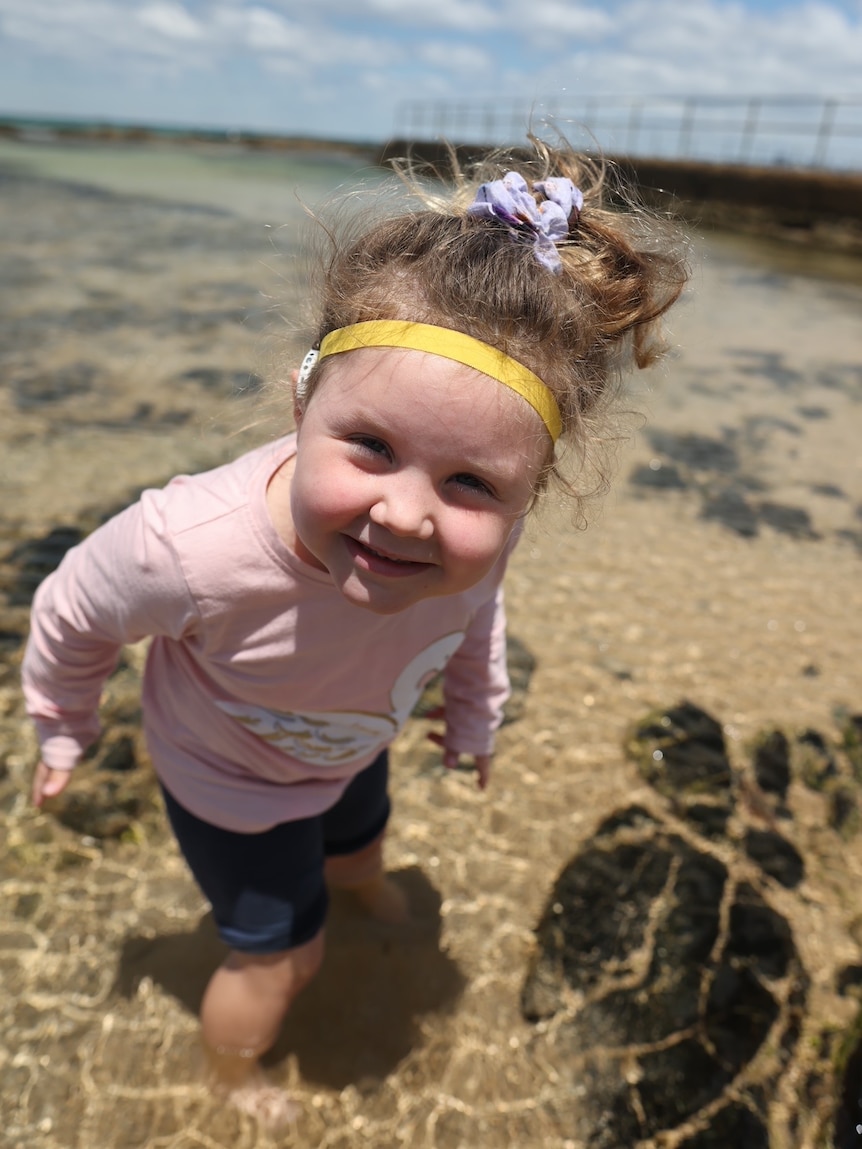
[22,436,514,831]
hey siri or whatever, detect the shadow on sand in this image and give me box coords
[113,865,465,1089]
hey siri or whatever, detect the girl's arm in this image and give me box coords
[436,583,510,789]
[22,490,199,788]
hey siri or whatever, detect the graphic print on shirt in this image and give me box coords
[215,633,465,765]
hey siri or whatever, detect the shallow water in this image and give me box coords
[0,138,386,223]
[2,136,860,538]
[2,139,862,1148]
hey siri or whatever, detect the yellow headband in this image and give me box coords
[318,320,562,443]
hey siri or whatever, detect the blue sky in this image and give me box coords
[0,0,860,143]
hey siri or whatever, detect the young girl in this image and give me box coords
[22,140,686,1124]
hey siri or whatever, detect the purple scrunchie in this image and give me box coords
[466,172,584,273]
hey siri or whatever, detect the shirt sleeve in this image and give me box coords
[21,488,200,772]
[441,582,511,758]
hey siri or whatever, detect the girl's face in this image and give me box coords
[286,346,549,615]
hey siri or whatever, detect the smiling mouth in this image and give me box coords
[346,537,433,572]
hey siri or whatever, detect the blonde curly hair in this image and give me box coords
[297,137,689,512]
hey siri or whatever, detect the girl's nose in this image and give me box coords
[368,474,434,540]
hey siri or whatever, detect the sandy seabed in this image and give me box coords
[1,154,862,1148]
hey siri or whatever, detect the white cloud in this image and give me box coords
[137,1,203,40]
[263,0,499,31]
[365,0,498,30]
[535,0,862,96]
[0,0,859,143]
[519,1,614,40]
[0,0,210,65]
[235,6,300,51]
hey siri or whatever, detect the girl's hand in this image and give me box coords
[32,762,72,807]
[424,707,493,790]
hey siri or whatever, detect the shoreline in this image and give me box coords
[5,117,862,256]
[0,117,379,162]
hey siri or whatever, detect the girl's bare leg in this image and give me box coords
[200,930,324,1126]
[324,832,409,924]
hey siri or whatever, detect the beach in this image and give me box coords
[1,139,862,1148]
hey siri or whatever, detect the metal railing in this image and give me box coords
[393,96,862,172]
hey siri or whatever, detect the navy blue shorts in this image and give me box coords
[160,750,390,955]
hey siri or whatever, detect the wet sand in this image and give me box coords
[1,149,862,1148]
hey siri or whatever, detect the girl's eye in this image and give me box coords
[350,435,390,459]
[451,473,494,498]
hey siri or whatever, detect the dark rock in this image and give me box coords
[647,430,739,473]
[179,367,265,395]
[500,634,536,724]
[13,362,100,409]
[594,805,658,834]
[842,715,862,784]
[743,828,805,888]
[679,801,730,839]
[795,729,838,790]
[1,526,84,605]
[727,884,796,979]
[636,1038,732,1130]
[752,728,791,798]
[836,965,862,996]
[757,500,820,539]
[675,1102,770,1148]
[520,700,828,1146]
[522,810,804,1145]
[836,528,862,554]
[13,892,41,920]
[728,348,806,391]
[98,735,137,773]
[828,786,860,838]
[48,778,143,840]
[0,628,23,654]
[834,1006,862,1149]
[625,700,733,804]
[701,489,760,537]
[521,828,676,1020]
[629,461,688,490]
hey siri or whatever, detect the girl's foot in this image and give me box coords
[223,1073,300,1129]
[353,873,410,924]
[203,1044,298,1130]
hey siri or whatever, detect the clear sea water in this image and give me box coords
[1,133,861,541]
[0,137,389,225]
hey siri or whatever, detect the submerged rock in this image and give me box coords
[834,1006,862,1149]
[522,701,862,1147]
[752,728,791,799]
[796,728,839,791]
[842,715,862,785]
[625,700,732,797]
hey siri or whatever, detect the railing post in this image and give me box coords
[678,97,697,158]
[738,97,761,164]
[511,97,523,139]
[626,100,643,156]
[394,95,859,173]
[813,98,837,167]
[433,100,448,139]
[584,98,597,142]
